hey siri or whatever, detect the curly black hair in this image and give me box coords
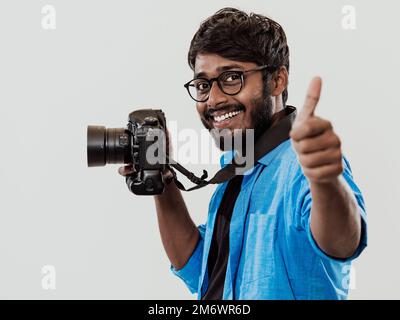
[188,7,290,105]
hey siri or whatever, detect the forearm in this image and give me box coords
[154,181,199,270]
[309,175,361,259]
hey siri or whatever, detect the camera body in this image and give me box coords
[87,109,168,195]
[126,109,167,195]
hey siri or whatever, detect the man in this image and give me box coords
[119,7,367,299]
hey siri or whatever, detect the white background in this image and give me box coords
[0,0,399,299]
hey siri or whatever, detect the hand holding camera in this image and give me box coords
[87,109,170,195]
[117,127,175,187]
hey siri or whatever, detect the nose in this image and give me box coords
[207,81,228,109]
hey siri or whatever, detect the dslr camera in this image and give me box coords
[87,109,168,195]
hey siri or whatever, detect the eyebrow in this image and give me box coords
[194,64,244,79]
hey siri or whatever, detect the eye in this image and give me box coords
[194,80,210,92]
[221,72,242,83]
[226,73,241,82]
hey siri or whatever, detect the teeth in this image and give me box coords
[213,110,242,123]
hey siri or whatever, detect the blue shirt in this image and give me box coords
[171,139,367,300]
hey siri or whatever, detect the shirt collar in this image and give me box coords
[219,138,290,169]
[219,150,236,168]
[256,139,291,166]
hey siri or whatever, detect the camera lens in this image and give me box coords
[87,126,131,167]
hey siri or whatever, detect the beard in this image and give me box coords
[251,94,274,141]
[200,93,274,151]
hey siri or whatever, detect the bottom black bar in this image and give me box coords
[0,300,393,318]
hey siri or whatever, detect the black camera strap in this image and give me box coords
[167,106,297,191]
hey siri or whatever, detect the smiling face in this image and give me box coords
[194,53,274,150]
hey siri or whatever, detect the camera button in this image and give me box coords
[144,116,158,125]
[145,178,154,190]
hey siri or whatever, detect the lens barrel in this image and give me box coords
[87,126,131,167]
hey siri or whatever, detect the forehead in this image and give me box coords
[194,53,257,77]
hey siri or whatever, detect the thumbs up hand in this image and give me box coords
[290,77,343,184]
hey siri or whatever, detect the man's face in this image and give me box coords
[194,53,273,150]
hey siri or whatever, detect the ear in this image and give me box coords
[269,66,288,97]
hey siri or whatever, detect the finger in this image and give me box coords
[298,148,342,169]
[162,167,173,177]
[297,76,322,121]
[293,130,341,154]
[118,165,135,177]
[290,117,332,141]
[302,162,344,183]
[162,168,174,184]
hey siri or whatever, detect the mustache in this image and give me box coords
[204,104,246,120]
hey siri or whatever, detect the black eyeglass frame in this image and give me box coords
[183,64,276,102]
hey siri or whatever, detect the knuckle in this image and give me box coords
[306,94,319,104]
[323,119,332,129]
[301,154,314,168]
[299,155,309,167]
[301,142,309,153]
[296,141,306,153]
[336,137,342,148]
[334,148,343,160]
[328,134,341,148]
[316,118,331,132]
[290,127,300,140]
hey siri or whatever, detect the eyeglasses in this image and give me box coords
[184,65,275,102]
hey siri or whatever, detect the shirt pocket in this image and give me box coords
[240,211,278,284]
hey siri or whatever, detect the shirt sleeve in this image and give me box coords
[296,156,368,262]
[170,224,206,294]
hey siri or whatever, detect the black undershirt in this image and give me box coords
[201,175,244,300]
